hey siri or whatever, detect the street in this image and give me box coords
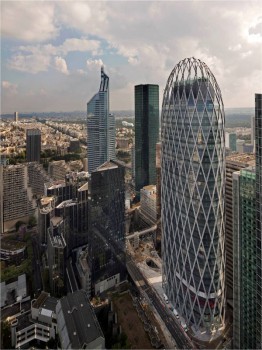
[127,256,194,349]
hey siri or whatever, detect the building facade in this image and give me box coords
[225,154,255,306]
[256,93,262,348]
[87,67,115,173]
[233,167,257,349]
[140,185,157,226]
[161,57,225,337]
[88,161,126,295]
[135,84,159,195]
[26,128,41,162]
[225,132,237,152]
[2,164,35,232]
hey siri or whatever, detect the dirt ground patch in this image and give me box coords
[113,292,153,349]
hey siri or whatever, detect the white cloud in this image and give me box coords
[7,52,51,74]
[1,2,58,42]
[2,81,18,94]
[86,59,104,70]
[54,57,69,75]
[60,38,101,56]
[57,2,109,37]
[2,1,262,112]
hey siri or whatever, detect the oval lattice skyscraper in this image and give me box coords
[161,57,225,338]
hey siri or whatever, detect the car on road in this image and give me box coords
[173,308,179,319]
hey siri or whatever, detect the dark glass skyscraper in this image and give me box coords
[87,67,115,173]
[256,93,262,348]
[233,167,257,349]
[88,160,126,295]
[135,84,159,195]
[26,128,41,162]
[161,58,225,337]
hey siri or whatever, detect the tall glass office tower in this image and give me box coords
[256,93,262,348]
[161,57,225,337]
[135,84,159,195]
[87,67,115,173]
[26,128,41,162]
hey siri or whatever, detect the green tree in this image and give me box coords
[1,321,13,349]
[15,220,25,232]
[28,215,37,227]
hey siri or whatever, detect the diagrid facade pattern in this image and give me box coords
[161,57,225,335]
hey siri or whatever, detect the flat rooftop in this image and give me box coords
[96,161,118,171]
[40,196,55,207]
[1,239,26,251]
[51,216,63,226]
[226,153,255,165]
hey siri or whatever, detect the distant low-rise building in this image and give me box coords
[225,132,237,152]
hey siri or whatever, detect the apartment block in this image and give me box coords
[2,164,35,232]
[28,162,51,197]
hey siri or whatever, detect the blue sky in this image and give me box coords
[1,0,262,113]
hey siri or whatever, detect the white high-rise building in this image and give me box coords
[161,57,225,339]
[87,67,115,173]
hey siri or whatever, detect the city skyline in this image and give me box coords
[1,1,262,113]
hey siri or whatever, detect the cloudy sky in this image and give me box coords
[1,0,262,113]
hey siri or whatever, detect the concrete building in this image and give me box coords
[135,84,159,195]
[233,167,257,349]
[76,247,91,297]
[225,153,255,305]
[48,160,69,181]
[243,143,254,153]
[2,164,35,232]
[140,185,157,226]
[1,274,27,308]
[69,138,81,153]
[56,290,105,349]
[27,162,51,197]
[26,128,41,162]
[88,160,126,295]
[116,137,129,149]
[236,139,245,153]
[11,291,58,348]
